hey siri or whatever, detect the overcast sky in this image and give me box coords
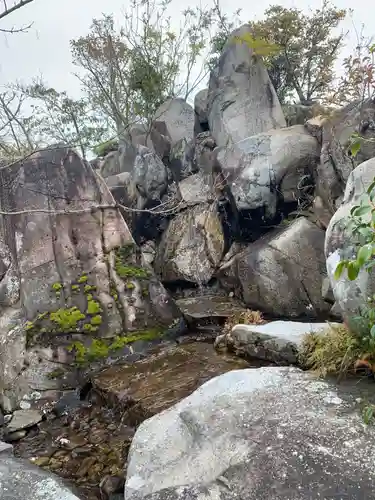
[0,0,372,99]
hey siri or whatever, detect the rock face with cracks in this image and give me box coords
[207,24,286,148]
[0,147,181,411]
[125,367,375,500]
[154,203,225,285]
[215,125,320,215]
[218,217,330,318]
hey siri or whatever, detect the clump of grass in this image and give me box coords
[298,323,365,377]
[223,309,265,335]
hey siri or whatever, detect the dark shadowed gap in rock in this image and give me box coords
[132,203,170,245]
[199,121,209,132]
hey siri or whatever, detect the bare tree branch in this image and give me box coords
[0,0,34,21]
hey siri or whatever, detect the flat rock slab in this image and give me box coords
[6,409,43,433]
[225,321,342,364]
[0,455,80,499]
[176,295,247,321]
[0,441,13,456]
[92,343,251,427]
[125,367,375,500]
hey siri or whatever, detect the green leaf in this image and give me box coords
[349,140,361,157]
[363,405,375,425]
[352,205,372,217]
[357,244,373,266]
[347,261,360,281]
[350,205,361,216]
[334,260,347,280]
[367,179,375,195]
[370,325,375,338]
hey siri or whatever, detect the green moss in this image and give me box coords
[84,284,96,294]
[90,315,102,326]
[37,312,48,321]
[86,293,93,301]
[71,284,80,292]
[114,246,151,280]
[68,327,164,365]
[47,368,65,380]
[142,287,149,297]
[125,281,135,290]
[78,275,88,284]
[109,281,119,301]
[52,283,63,292]
[86,298,103,315]
[115,263,150,279]
[83,323,99,333]
[25,321,34,331]
[49,307,86,333]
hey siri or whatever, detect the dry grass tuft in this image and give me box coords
[298,323,365,378]
[222,309,265,336]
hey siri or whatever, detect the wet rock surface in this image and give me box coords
[7,341,258,499]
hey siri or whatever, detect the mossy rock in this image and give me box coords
[68,327,165,365]
[114,245,151,280]
[26,278,105,346]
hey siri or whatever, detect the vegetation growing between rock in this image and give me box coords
[68,327,164,365]
[114,245,151,279]
[299,324,364,377]
[222,309,265,336]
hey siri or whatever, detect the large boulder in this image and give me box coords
[125,367,374,500]
[154,98,195,147]
[207,24,286,148]
[154,203,225,285]
[316,99,375,213]
[325,157,375,331]
[0,454,80,499]
[101,144,170,206]
[126,121,171,161]
[0,147,181,411]
[218,217,330,318]
[215,125,320,216]
[216,321,340,365]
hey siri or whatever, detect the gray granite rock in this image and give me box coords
[125,367,375,500]
[0,455,80,499]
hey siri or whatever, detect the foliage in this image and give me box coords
[299,324,364,377]
[328,24,375,106]
[363,404,375,424]
[206,0,242,70]
[0,89,38,161]
[222,309,265,336]
[334,180,375,336]
[20,80,107,158]
[249,2,347,105]
[93,138,118,157]
[70,0,212,136]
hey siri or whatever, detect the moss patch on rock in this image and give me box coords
[68,327,165,365]
[114,245,151,280]
[25,279,104,346]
